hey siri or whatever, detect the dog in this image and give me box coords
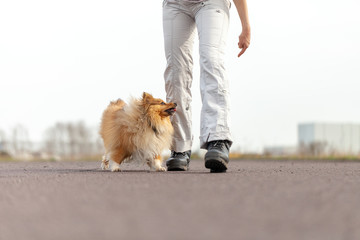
[99,92,176,172]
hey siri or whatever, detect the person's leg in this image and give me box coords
[163,1,196,153]
[163,1,195,170]
[196,0,232,149]
[196,0,232,172]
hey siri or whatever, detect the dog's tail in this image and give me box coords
[108,99,125,111]
[100,99,126,148]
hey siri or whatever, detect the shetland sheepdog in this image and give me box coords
[100,92,176,172]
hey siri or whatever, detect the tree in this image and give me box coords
[43,121,102,159]
[11,124,31,157]
[0,129,6,153]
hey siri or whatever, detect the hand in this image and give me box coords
[238,29,251,57]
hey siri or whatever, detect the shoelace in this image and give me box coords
[171,151,188,157]
[209,141,228,150]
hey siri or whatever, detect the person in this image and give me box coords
[163,0,250,172]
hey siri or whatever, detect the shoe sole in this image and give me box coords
[204,152,228,173]
[166,162,189,171]
[205,159,227,172]
[167,166,188,171]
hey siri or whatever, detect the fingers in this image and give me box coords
[238,47,247,57]
[237,41,249,57]
[237,32,250,57]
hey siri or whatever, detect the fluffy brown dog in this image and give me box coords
[100,92,176,172]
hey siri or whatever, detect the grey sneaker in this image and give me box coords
[204,140,230,172]
[166,150,191,171]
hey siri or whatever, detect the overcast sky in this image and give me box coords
[0,0,359,152]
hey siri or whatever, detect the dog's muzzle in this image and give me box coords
[165,107,176,115]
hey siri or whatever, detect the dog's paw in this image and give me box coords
[101,155,110,170]
[156,166,166,172]
[101,162,109,170]
[111,165,121,172]
[111,167,121,172]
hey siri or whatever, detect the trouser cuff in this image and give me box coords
[172,137,193,153]
[200,132,233,149]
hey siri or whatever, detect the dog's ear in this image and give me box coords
[142,92,148,99]
[142,92,153,103]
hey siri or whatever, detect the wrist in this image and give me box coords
[241,24,251,33]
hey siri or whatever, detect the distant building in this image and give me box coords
[298,123,360,155]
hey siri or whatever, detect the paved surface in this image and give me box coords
[1,159,360,240]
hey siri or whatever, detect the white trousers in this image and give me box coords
[163,0,232,151]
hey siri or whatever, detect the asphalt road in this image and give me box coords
[1,159,360,240]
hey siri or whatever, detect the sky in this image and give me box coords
[0,0,359,153]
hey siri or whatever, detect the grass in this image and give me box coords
[229,153,360,162]
[2,153,360,162]
[0,157,13,162]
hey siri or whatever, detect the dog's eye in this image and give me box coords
[160,102,166,105]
